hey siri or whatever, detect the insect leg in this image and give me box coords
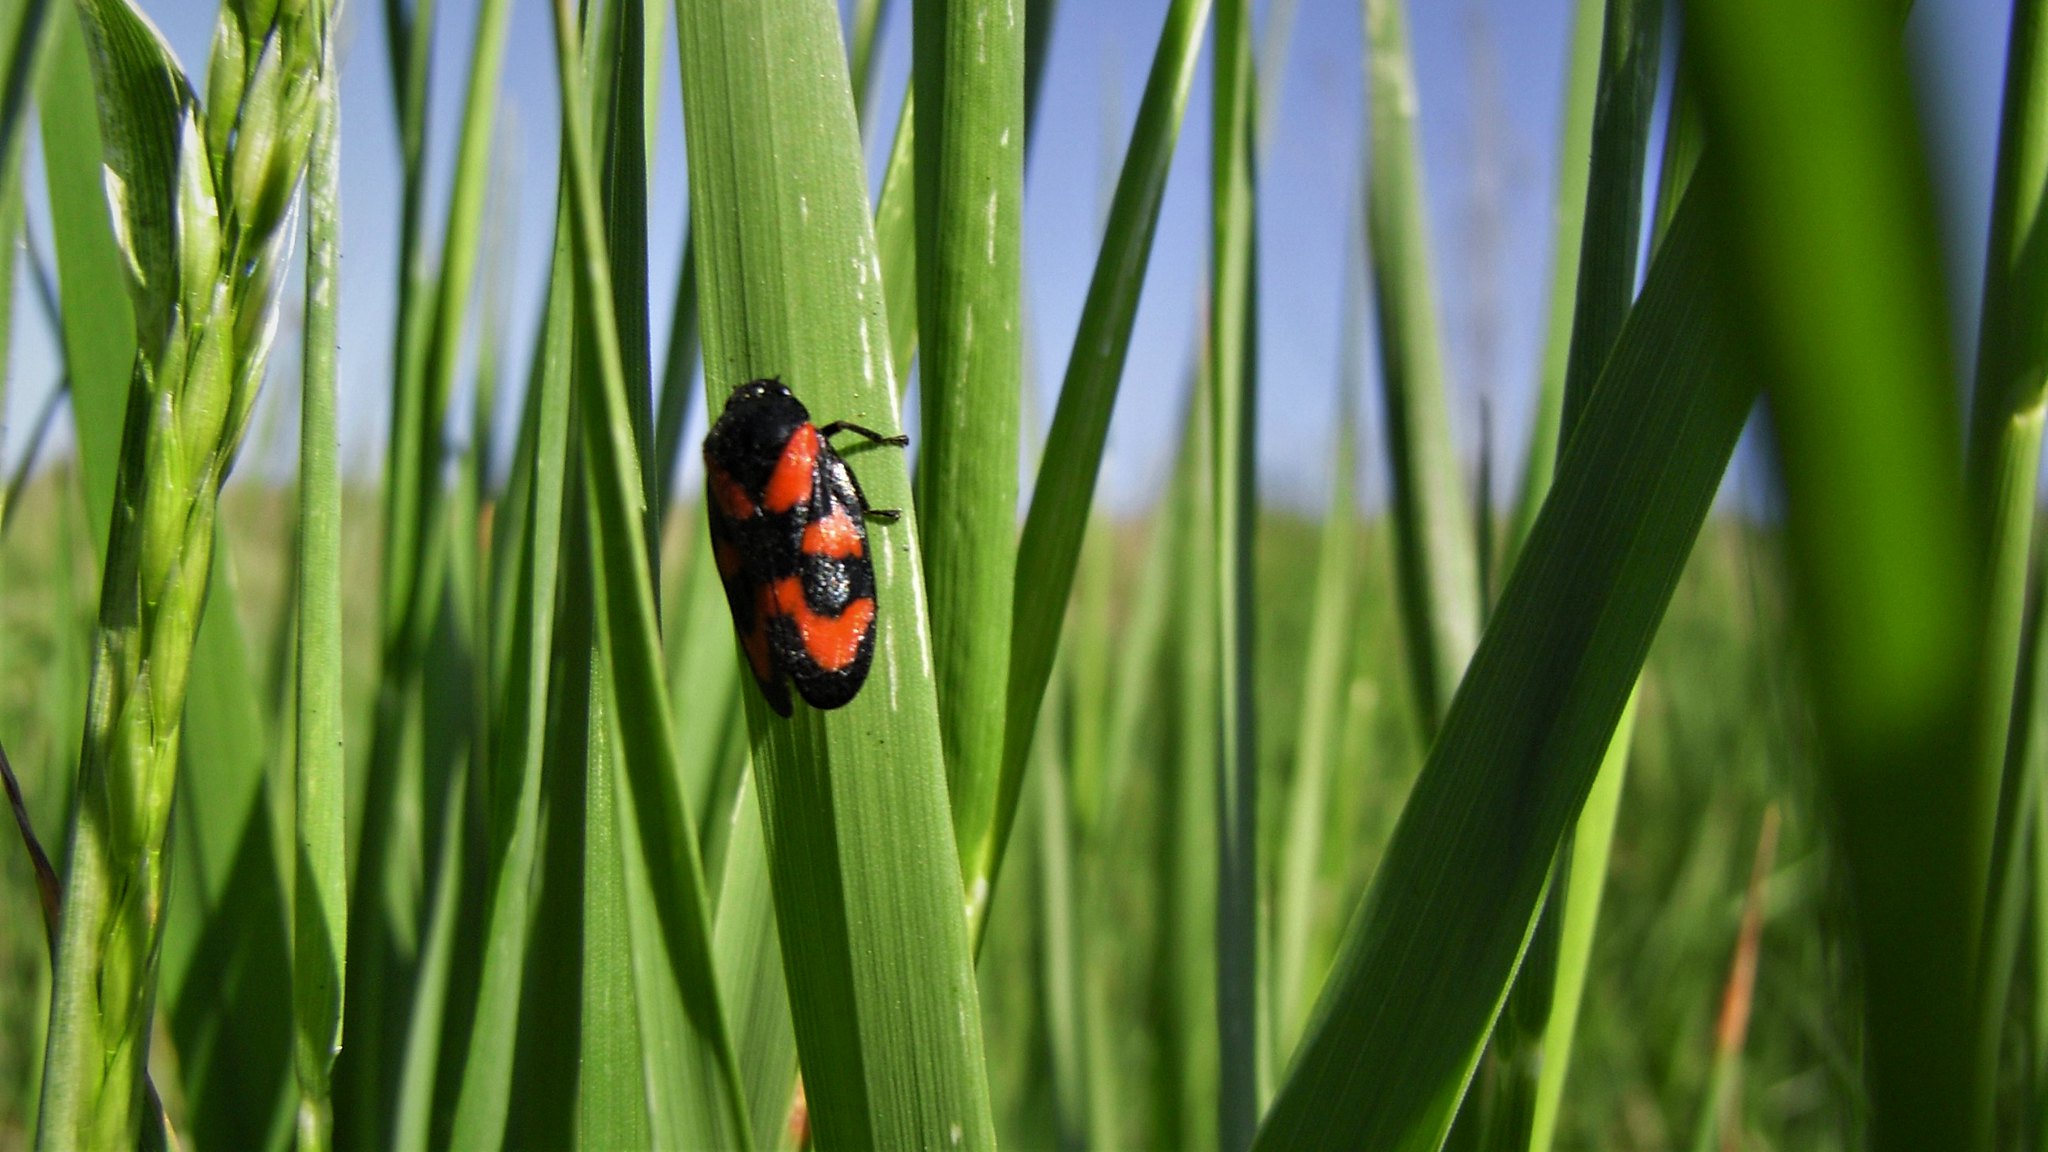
[819,420,909,448]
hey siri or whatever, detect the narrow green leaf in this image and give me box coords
[998,0,1211,932]
[551,1,753,1144]
[445,215,575,1152]
[1506,0,1600,563]
[1211,0,1260,1144]
[1255,196,1751,1151]
[1969,0,2048,1111]
[673,0,998,1143]
[912,0,1024,917]
[292,14,346,1145]
[1363,0,1479,736]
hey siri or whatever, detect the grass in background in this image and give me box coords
[1,0,2045,1149]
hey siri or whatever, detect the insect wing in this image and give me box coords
[704,455,794,716]
[777,445,881,710]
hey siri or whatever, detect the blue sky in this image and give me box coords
[0,0,2015,512]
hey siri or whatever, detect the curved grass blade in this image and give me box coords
[673,0,998,1143]
[1967,0,2048,1111]
[1254,196,1751,1151]
[444,215,574,1152]
[1363,0,1479,737]
[995,0,1211,936]
[549,0,753,1143]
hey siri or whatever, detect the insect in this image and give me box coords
[702,378,905,716]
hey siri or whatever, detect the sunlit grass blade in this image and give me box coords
[1363,0,1479,736]
[674,0,998,1142]
[1210,0,1260,1143]
[652,229,699,524]
[873,90,917,393]
[292,15,346,1146]
[1484,0,1662,1142]
[1684,4,1987,1147]
[1505,0,1599,561]
[998,0,1210,937]
[1966,0,2048,1112]
[444,213,574,1151]
[342,0,512,1134]
[911,0,1023,918]
[1255,196,1751,1150]
[1272,402,1356,1064]
[550,0,755,1143]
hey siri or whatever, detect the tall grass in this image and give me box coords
[2,0,2045,1149]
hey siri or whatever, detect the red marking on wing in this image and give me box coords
[773,577,875,673]
[714,540,742,580]
[800,506,864,558]
[710,463,757,520]
[764,424,819,513]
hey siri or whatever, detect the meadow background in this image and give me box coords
[0,0,2037,1149]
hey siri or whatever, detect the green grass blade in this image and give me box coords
[710,763,801,1147]
[1363,0,1479,736]
[652,229,699,525]
[1485,1,1662,1142]
[341,0,507,1133]
[1525,692,1633,1152]
[1684,4,1987,1146]
[445,216,574,1152]
[998,0,1211,933]
[292,15,346,1146]
[1211,0,1260,1144]
[674,0,998,1142]
[550,0,754,1143]
[911,0,1024,913]
[873,88,918,393]
[1254,196,1751,1150]
[1966,0,2048,1110]
[1505,0,1599,559]
[1165,379,1220,1152]
[1273,410,1357,1064]
[848,0,891,125]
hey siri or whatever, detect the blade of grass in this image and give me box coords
[1167,375,1221,1152]
[1364,0,1480,737]
[444,209,574,1152]
[1493,1,1663,1144]
[342,0,509,1133]
[1505,0,1600,563]
[1966,0,2048,1116]
[1272,403,1357,1063]
[292,11,346,1145]
[996,0,1211,937]
[874,89,918,395]
[551,0,754,1143]
[674,0,998,1144]
[1254,193,1751,1150]
[1211,0,1260,1143]
[1684,4,1988,1147]
[912,0,1024,919]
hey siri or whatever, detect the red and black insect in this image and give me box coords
[702,378,905,716]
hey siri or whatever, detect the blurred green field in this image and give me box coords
[0,473,1872,1149]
